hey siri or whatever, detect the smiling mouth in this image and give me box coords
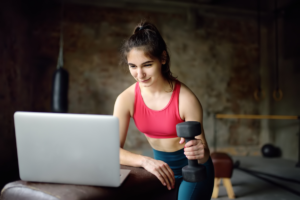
[140,78,150,82]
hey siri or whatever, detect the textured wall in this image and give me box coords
[58,5,261,155]
[0,3,264,165]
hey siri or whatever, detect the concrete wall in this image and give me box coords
[60,5,262,156]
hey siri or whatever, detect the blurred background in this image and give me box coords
[1,0,300,192]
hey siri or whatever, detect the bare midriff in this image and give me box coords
[145,136,185,152]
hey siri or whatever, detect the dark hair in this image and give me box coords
[121,21,177,90]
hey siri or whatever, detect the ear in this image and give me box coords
[161,51,167,65]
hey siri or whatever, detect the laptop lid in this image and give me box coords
[14,111,128,187]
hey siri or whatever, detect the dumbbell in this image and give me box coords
[176,121,206,182]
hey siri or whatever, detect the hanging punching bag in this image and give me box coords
[51,67,69,113]
[52,0,68,113]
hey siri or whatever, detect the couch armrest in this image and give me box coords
[1,165,177,200]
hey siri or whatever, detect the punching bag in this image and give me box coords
[51,67,69,113]
[52,1,68,113]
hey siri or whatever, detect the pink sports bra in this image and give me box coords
[133,81,184,139]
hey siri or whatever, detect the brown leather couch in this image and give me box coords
[0,165,178,200]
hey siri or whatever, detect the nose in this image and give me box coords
[137,67,145,79]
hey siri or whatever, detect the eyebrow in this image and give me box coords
[128,61,154,66]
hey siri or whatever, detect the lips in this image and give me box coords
[140,78,150,82]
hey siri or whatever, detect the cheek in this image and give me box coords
[129,69,136,77]
[153,66,161,75]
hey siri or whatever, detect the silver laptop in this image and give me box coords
[14,111,130,187]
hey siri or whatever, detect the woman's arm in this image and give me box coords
[113,90,143,166]
[113,88,175,190]
[179,84,210,164]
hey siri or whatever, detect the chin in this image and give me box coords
[140,82,151,87]
[140,80,153,87]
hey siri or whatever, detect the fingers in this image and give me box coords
[163,164,175,188]
[154,169,168,187]
[185,139,203,147]
[184,139,205,160]
[144,158,175,190]
[179,137,185,144]
[156,171,171,190]
[155,163,175,190]
[184,148,205,159]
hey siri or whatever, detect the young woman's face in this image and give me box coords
[127,48,164,87]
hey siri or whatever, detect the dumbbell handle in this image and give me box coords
[185,138,199,167]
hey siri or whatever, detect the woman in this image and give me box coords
[113,21,214,200]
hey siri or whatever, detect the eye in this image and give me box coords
[129,65,136,68]
[144,64,152,67]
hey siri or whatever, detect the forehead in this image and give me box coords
[127,48,155,64]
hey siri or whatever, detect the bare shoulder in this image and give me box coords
[114,82,136,117]
[179,82,203,122]
[179,82,200,106]
[117,82,136,101]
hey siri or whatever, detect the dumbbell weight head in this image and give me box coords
[182,164,206,182]
[176,121,201,139]
[176,121,206,182]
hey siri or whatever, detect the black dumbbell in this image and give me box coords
[176,121,206,182]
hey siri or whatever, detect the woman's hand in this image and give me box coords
[141,156,175,190]
[179,138,205,160]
